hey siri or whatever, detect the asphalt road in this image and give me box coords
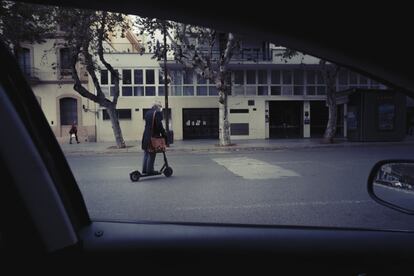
[66,144,414,230]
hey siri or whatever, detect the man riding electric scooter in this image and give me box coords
[130,100,172,182]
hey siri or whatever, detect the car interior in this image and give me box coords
[1,1,414,274]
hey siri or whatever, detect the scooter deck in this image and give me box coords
[140,172,162,177]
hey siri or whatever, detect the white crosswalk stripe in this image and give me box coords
[212,157,300,180]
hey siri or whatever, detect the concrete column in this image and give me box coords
[303,101,310,138]
[265,101,269,139]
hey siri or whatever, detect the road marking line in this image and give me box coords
[212,157,300,180]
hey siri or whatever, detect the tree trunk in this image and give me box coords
[323,87,337,143]
[71,44,127,149]
[219,91,231,146]
[106,104,126,148]
[320,61,340,144]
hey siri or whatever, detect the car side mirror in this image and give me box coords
[368,160,414,215]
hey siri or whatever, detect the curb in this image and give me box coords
[62,140,414,155]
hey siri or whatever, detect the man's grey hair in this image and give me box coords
[153,100,162,109]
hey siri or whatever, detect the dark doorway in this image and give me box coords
[60,97,78,125]
[310,101,344,137]
[310,101,327,137]
[269,101,302,138]
[183,108,219,139]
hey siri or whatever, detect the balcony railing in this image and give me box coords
[194,48,271,62]
[19,67,41,83]
[17,66,89,83]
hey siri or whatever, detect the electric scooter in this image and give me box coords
[130,151,173,182]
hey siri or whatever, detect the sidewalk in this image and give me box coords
[60,136,414,155]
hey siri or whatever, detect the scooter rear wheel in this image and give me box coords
[163,167,173,177]
[130,171,141,182]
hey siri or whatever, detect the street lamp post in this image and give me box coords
[162,21,171,146]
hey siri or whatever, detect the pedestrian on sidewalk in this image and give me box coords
[141,100,167,174]
[69,121,80,144]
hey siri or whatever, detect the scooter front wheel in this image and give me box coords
[130,171,141,182]
[163,167,173,177]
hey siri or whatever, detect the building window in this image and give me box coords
[134,86,144,96]
[245,70,257,96]
[121,69,133,96]
[170,85,183,96]
[271,70,281,84]
[258,70,267,84]
[294,86,305,95]
[145,86,156,96]
[258,86,268,96]
[271,70,281,95]
[156,69,213,97]
[317,86,326,95]
[378,103,395,131]
[60,97,77,125]
[170,70,183,96]
[234,70,244,85]
[349,71,358,88]
[109,86,118,97]
[230,123,249,135]
[209,86,218,96]
[230,109,249,113]
[283,70,292,84]
[293,69,304,95]
[199,75,211,94]
[281,70,293,95]
[183,69,194,84]
[306,70,326,96]
[306,69,316,95]
[183,69,195,96]
[102,68,161,97]
[110,70,118,85]
[158,86,165,96]
[133,69,145,96]
[232,70,244,96]
[98,68,116,97]
[245,86,256,95]
[197,74,207,84]
[183,86,194,96]
[307,86,316,95]
[122,69,132,84]
[246,70,256,84]
[337,69,348,91]
[170,70,182,85]
[197,86,208,96]
[103,109,132,120]
[100,69,109,85]
[146,69,155,84]
[17,47,31,76]
[159,70,165,84]
[118,109,132,119]
[271,86,281,95]
[134,69,143,84]
[122,86,133,96]
[59,48,71,75]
